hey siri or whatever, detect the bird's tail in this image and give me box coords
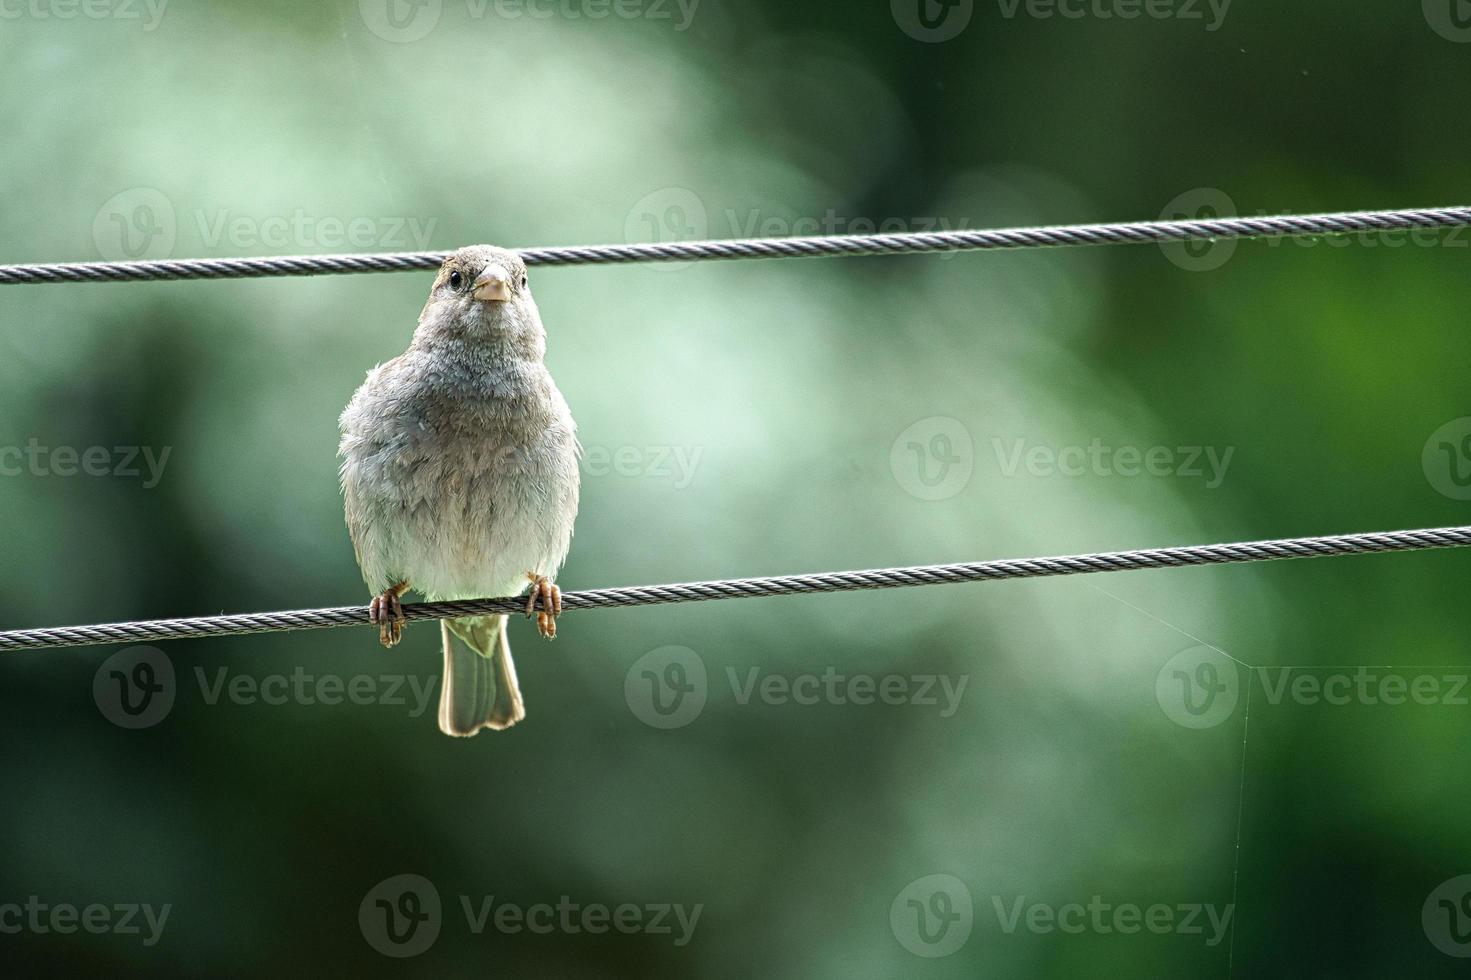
[438,614,525,737]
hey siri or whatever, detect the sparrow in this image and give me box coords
[338,245,581,736]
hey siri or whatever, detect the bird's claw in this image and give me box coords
[525,573,562,640]
[369,582,408,648]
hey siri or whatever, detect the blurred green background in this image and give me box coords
[2,1,1470,975]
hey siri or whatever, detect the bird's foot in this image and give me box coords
[525,572,562,640]
[369,581,409,648]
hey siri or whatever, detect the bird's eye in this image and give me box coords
[520,274,528,290]
[448,270,463,291]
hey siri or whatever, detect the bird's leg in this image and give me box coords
[369,580,410,648]
[524,572,562,640]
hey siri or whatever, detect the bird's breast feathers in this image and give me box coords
[340,353,580,599]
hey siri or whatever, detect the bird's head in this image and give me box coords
[417,245,544,357]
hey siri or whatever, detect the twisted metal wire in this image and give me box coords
[2,206,1468,285]
[2,526,1467,651]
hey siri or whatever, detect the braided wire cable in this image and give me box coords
[2,206,1468,285]
[2,526,1466,651]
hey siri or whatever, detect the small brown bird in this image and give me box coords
[338,246,581,735]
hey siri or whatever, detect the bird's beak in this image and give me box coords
[473,269,512,303]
